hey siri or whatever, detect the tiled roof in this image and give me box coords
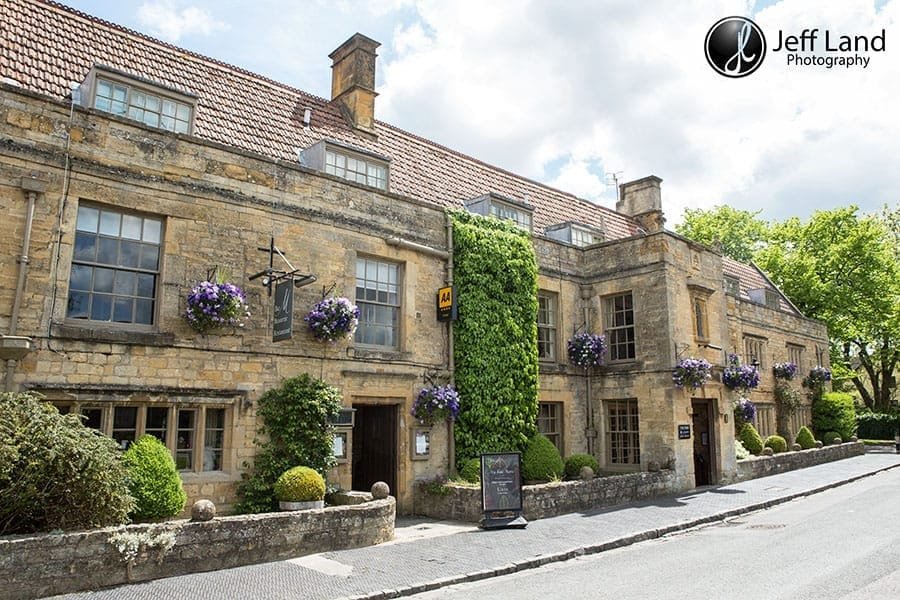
[721,256,798,315]
[0,0,638,239]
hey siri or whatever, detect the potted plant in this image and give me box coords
[411,384,460,427]
[274,466,326,510]
[185,279,250,333]
[672,357,712,391]
[802,365,832,388]
[772,361,798,380]
[722,354,760,393]
[566,332,607,368]
[304,296,360,342]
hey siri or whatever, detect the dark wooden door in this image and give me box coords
[691,399,714,487]
[352,404,397,495]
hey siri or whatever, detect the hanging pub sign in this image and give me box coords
[272,278,294,342]
[480,452,527,529]
[436,286,457,322]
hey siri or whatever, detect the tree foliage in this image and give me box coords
[678,204,900,412]
[451,210,539,463]
[235,374,342,513]
[675,205,769,262]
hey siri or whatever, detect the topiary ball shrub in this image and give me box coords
[764,435,787,454]
[274,466,326,502]
[795,426,816,450]
[521,433,564,482]
[564,454,600,479]
[812,392,856,442]
[0,392,133,534]
[738,422,764,455]
[821,431,842,445]
[123,435,187,521]
[459,458,481,483]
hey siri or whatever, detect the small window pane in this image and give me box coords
[112,406,138,450]
[90,294,112,320]
[119,241,140,267]
[73,232,97,261]
[121,215,142,240]
[69,264,92,291]
[76,206,99,232]
[99,211,120,236]
[142,218,161,243]
[81,407,103,430]
[136,273,155,298]
[145,407,169,443]
[97,237,118,264]
[162,100,176,116]
[113,271,136,295]
[113,297,133,322]
[67,291,89,318]
[139,245,160,270]
[176,410,195,470]
[176,104,191,121]
[94,268,114,293]
[135,299,154,324]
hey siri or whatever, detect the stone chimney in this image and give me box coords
[617,175,665,233]
[329,33,380,134]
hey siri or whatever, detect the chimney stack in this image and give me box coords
[617,175,665,233]
[329,33,380,134]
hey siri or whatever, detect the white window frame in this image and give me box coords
[537,292,557,361]
[605,292,636,362]
[606,399,640,466]
[92,75,194,134]
[354,257,401,349]
[489,199,532,231]
[325,148,388,190]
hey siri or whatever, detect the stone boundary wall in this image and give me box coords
[0,498,395,600]
[414,469,682,523]
[734,441,865,482]
[415,443,866,523]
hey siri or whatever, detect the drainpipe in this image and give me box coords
[4,177,45,391]
[384,236,450,260]
[445,214,456,476]
[581,287,594,456]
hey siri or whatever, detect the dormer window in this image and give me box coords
[465,193,533,231]
[724,276,740,296]
[545,222,603,247]
[748,287,780,309]
[80,66,196,134]
[299,140,390,191]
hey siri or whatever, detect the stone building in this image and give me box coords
[0,0,827,513]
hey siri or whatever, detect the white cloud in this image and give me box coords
[377,0,900,223]
[137,1,228,42]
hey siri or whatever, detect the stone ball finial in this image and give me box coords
[191,499,216,522]
[791,443,802,452]
[815,440,823,449]
[762,447,774,456]
[647,461,661,472]
[579,466,595,480]
[832,437,842,445]
[371,481,390,499]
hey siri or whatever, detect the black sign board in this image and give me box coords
[678,424,691,440]
[436,286,457,322]
[272,279,293,342]
[480,452,527,529]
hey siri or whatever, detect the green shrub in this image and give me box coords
[738,423,764,455]
[521,434,564,481]
[795,426,816,449]
[856,413,898,440]
[122,435,187,520]
[764,435,788,453]
[451,210,539,463]
[459,458,481,483]
[564,454,600,478]
[822,430,843,444]
[0,392,133,534]
[274,466,326,502]
[235,374,342,513]
[812,392,856,442]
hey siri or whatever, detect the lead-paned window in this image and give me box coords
[355,258,400,348]
[605,292,636,361]
[176,409,196,471]
[111,406,138,449]
[94,78,192,134]
[325,149,388,190]
[607,399,640,465]
[68,204,161,326]
[203,408,225,471]
[744,336,766,369]
[537,402,564,454]
[489,201,532,231]
[537,292,557,361]
[571,227,598,247]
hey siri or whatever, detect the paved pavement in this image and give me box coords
[52,453,900,600]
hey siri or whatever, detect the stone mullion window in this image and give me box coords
[537,402,563,453]
[536,292,557,361]
[744,336,766,368]
[604,292,636,361]
[787,344,804,372]
[606,399,640,466]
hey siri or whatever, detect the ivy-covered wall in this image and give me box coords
[451,211,539,463]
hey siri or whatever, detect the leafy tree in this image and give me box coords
[675,205,769,262]
[756,208,899,412]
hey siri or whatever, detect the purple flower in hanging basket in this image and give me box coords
[567,333,607,368]
[734,397,757,423]
[411,384,460,427]
[672,358,712,390]
[803,366,832,388]
[185,280,250,333]
[722,358,760,393]
[304,296,360,342]
[772,362,798,380]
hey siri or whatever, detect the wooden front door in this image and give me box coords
[352,404,398,495]
[691,399,715,487]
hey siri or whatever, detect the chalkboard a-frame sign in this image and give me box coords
[480,452,528,529]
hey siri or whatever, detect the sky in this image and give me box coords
[60,0,899,225]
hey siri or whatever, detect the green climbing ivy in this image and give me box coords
[451,210,539,463]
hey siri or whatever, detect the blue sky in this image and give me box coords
[61,1,899,224]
